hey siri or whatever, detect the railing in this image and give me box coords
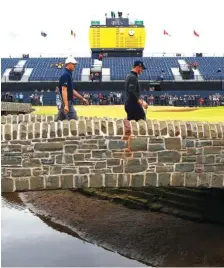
[2,52,224,58]
[1,75,224,83]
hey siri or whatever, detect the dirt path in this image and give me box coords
[21,190,224,267]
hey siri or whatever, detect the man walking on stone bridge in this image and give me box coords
[57,57,89,121]
[124,60,148,121]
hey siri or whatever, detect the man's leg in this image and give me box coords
[56,105,66,121]
[67,102,78,120]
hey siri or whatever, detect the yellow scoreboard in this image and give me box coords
[89,26,146,49]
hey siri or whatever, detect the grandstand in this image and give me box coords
[1,56,224,82]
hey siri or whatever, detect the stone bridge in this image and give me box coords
[1,115,224,192]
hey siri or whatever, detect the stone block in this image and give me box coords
[2,145,22,152]
[148,157,157,163]
[149,137,164,144]
[62,121,69,137]
[148,144,165,151]
[41,158,55,165]
[182,156,197,162]
[50,122,56,138]
[138,120,147,135]
[130,137,148,151]
[105,174,117,187]
[2,156,21,166]
[50,166,62,175]
[92,150,111,158]
[156,165,174,172]
[124,159,147,173]
[118,174,131,187]
[61,175,74,189]
[95,162,106,169]
[130,120,138,135]
[101,120,108,135]
[79,144,98,149]
[108,140,127,150]
[33,153,50,158]
[113,166,123,173]
[1,179,15,192]
[158,151,181,163]
[116,120,124,135]
[182,139,195,148]
[185,173,197,187]
[30,176,45,190]
[171,173,185,187]
[165,138,181,150]
[211,174,223,188]
[45,176,60,189]
[158,173,171,186]
[74,161,94,167]
[22,145,34,153]
[89,174,103,187]
[34,122,41,138]
[204,147,222,155]
[56,155,73,164]
[79,167,89,174]
[73,154,85,161]
[196,140,212,147]
[12,169,31,177]
[91,169,112,174]
[33,168,49,176]
[15,178,30,191]
[131,174,144,187]
[197,173,210,188]
[108,121,115,136]
[145,173,157,187]
[159,121,168,136]
[70,120,78,136]
[78,120,86,136]
[5,124,12,140]
[34,142,63,151]
[61,167,77,174]
[213,140,224,146]
[107,159,120,166]
[175,163,194,172]
[74,175,89,188]
[22,158,41,167]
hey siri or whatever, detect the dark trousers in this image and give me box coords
[125,101,146,121]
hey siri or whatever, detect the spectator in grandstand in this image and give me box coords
[19,92,24,103]
[39,94,44,106]
[57,57,89,121]
[56,93,62,110]
[98,53,103,61]
[124,60,148,121]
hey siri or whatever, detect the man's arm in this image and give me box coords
[128,77,148,108]
[62,86,68,111]
[73,90,89,105]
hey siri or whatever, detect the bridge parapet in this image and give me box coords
[1,119,224,192]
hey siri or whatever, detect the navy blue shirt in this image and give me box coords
[59,68,76,102]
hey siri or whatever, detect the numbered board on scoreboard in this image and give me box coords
[89,26,146,49]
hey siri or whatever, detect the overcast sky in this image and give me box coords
[1,0,223,57]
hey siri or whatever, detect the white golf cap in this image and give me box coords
[65,57,78,65]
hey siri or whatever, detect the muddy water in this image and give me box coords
[1,194,146,267]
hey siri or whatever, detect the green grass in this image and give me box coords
[33,105,224,123]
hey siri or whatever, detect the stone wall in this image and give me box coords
[1,115,224,192]
[1,102,34,115]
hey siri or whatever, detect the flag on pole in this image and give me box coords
[71,30,76,37]
[41,31,47,37]
[163,30,171,36]
[193,30,199,37]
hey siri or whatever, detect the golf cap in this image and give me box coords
[133,60,147,70]
[65,57,78,65]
